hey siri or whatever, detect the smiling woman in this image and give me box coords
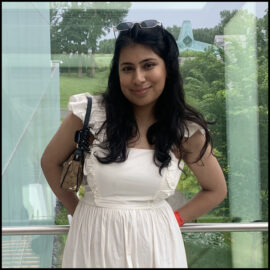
[41,20,227,268]
[118,43,167,108]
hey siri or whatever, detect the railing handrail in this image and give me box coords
[2,222,268,235]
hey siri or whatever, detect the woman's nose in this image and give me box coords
[133,68,146,84]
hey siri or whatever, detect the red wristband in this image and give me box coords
[174,210,184,227]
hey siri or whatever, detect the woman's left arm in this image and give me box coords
[176,130,227,224]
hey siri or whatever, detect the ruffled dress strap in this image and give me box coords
[184,120,205,137]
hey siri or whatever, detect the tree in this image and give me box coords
[192,10,244,44]
[50,2,131,77]
[166,25,181,40]
[181,47,226,158]
[256,8,268,58]
[180,47,229,216]
[256,8,268,221]
[193,26,222,44]
[50,2,70,55]
[98,39,115,54]
[217,9,238,34]
[176,8,269,224]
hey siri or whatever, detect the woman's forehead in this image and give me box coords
[119,43,161,64]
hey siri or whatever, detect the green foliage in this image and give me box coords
[217,9,238,34]
[223,10,268,219]
[193,26,222,44]
[52,53,113,73]
[98,39,115,54]
[180,50,205,57]
[183,231,232,268]
[179,8,268,222]
[256,10,268,58]
[181,47,227,169]
[55,204,69,225]
[166,25,181,40]
[256,13,268,210]
[177,164,200,200]
[78,185,85,200]
[50,2,130,77]
[50,2,130,54]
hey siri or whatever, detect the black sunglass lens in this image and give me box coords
[117,22,133,31]
[140,20,158,28]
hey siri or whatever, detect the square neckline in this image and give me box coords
[128,148,154,151]
[128,148,179,161]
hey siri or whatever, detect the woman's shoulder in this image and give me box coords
[67,92,107,141]
[67,92,105,122]
[68,92,104,107]
[183,120,205,138]
[171,120,206,159]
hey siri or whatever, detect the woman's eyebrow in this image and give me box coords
[120,58,157,66]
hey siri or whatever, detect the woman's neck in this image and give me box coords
[133,103,156,128]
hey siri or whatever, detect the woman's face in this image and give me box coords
[118,43,167,109]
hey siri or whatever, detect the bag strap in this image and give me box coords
[74,96,92,152]
[83,96,92,129]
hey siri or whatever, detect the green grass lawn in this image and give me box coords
[94,54,113,68]
[60,69,109,109]
[59,53,113,109]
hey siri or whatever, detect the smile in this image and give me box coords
[131,86,151,95]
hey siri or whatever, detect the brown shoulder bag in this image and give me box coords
[60,96,92,192]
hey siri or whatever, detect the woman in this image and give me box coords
[41,20,227,268]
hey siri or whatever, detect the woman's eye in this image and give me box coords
[122,66,133,72]
[144,63,155,69]
[121,63,156,72]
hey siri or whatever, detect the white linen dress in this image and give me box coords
[62,93,204,268]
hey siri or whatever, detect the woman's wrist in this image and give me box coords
[174,210,184,227]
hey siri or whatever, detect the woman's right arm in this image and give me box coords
[41,112,90,216]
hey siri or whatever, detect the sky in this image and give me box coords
[101,1,268,40]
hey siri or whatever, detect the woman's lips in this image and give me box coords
[131,86,151,95]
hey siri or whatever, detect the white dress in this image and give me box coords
[62,93,204,268]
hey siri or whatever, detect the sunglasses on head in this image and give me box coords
[113,19,162,38]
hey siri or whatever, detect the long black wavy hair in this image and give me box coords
[94,23,214,175]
